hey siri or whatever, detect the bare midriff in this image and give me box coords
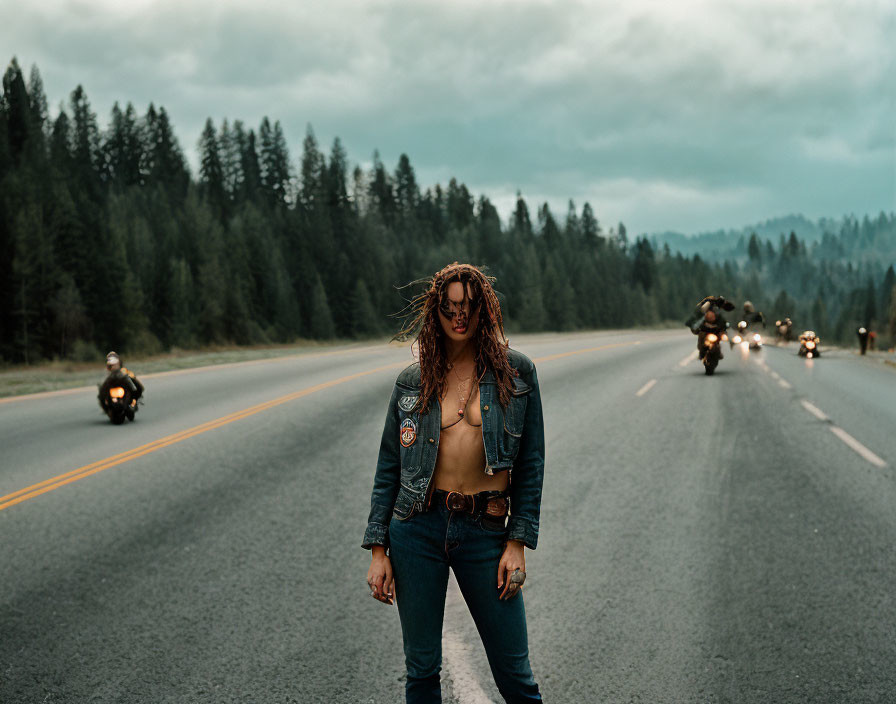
[433,383,509,494]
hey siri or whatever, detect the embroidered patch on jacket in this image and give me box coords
[398,394,418,412]
[400,418,417,447]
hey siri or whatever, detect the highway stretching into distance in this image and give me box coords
[1,330,895,703]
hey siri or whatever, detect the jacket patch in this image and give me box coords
[398,394,418,412]
[400,418,417,447]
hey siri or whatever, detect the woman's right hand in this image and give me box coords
[367,547,394,605]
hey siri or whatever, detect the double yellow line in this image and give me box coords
[0,361,404,512]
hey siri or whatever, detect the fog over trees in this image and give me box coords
[1,59,894,364]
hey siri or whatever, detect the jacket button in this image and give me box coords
[483,405,489,411]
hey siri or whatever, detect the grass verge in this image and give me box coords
[0,338,392,399]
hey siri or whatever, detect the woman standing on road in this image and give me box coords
[362,262,545,703]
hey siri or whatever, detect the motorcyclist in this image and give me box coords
[741,301,766,328]
[685,295,735,359]
[857,326,869,355]
[775,317,793,343]
[103,351,144,420]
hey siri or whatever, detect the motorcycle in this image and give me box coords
[702,330,723,375]
[749,331,763,350]
[775,318,793,344]
[798,331,821,359]
[98,372,137,424]
[729,320,748,348]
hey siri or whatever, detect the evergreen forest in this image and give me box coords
[2,59,895,365]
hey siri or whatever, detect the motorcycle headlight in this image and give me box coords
[733,335,742,344]
[109,387,125,399]
[706,333,718,343]
[806,341,816,349]
[753,334,761,342]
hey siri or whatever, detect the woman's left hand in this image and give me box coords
[497,540,526,600]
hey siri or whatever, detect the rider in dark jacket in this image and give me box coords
[103,351,144,419]
[685,295,735,359]
[741,301,766,328]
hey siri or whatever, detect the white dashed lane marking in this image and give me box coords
[800,400,829,421]
[678,351,698,367]
[799,398,886,467]
[442,574,494,703]
[829,426,887,468]
[777,379,792,389]
[636,379,657,397]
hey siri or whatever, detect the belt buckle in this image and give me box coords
[445,491,466,512]
[486,497,507,516]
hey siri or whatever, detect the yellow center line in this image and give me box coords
[0,361,405,512]
[1,336,647,512]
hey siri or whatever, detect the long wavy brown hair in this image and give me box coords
[395,263,516,413]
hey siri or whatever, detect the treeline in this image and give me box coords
[1,58,894,364]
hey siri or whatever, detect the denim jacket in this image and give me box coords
[362,349,545,551]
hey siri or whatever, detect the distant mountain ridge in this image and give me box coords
[647,214,827,258]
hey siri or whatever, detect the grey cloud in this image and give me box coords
[1,0,892,233]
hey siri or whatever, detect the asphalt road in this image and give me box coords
[1,331,894,703]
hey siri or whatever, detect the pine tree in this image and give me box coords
[50,273,88,358]
[580,202,602,251]
[105,102,142,187]
[309,273,336,338]
[69,85,101,187]
[167,257,197,348]
[879,265,895,318]
[540,203,564,253]
[145,105,189,197]
[260,118,291,205]
[511,193,533,242]
[368,150,395,227]
[748,233,762,268]
[3,60,28,159]
[198,117,225,212]
[235,122,261,203]
[348,279,380,337]
[25,64,48,161]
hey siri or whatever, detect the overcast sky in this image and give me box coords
[2,0,893,234]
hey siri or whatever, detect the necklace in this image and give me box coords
[450,363,474,417]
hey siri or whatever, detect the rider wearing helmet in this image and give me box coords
[105,351,144,419]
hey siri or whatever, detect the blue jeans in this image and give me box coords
[389,504,542,703]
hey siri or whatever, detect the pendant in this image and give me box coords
[458,409,464,416]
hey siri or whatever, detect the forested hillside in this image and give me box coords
[2,58,894,364]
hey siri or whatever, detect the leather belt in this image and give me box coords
[431,489,508,518]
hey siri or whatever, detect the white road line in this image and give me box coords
[443,574,494,703]
[829,426,887,468]
[636,379,657,397]
[678,351,697,367]
[800,400,829,421]
[777,378,792,389]
[769,370,781,380]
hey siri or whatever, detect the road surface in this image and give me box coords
[2,331,894,702]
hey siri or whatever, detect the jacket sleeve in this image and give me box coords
[507,364,545,550]
[362,383,402,550]
[128,371,144,396]
[686,312,706,334]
